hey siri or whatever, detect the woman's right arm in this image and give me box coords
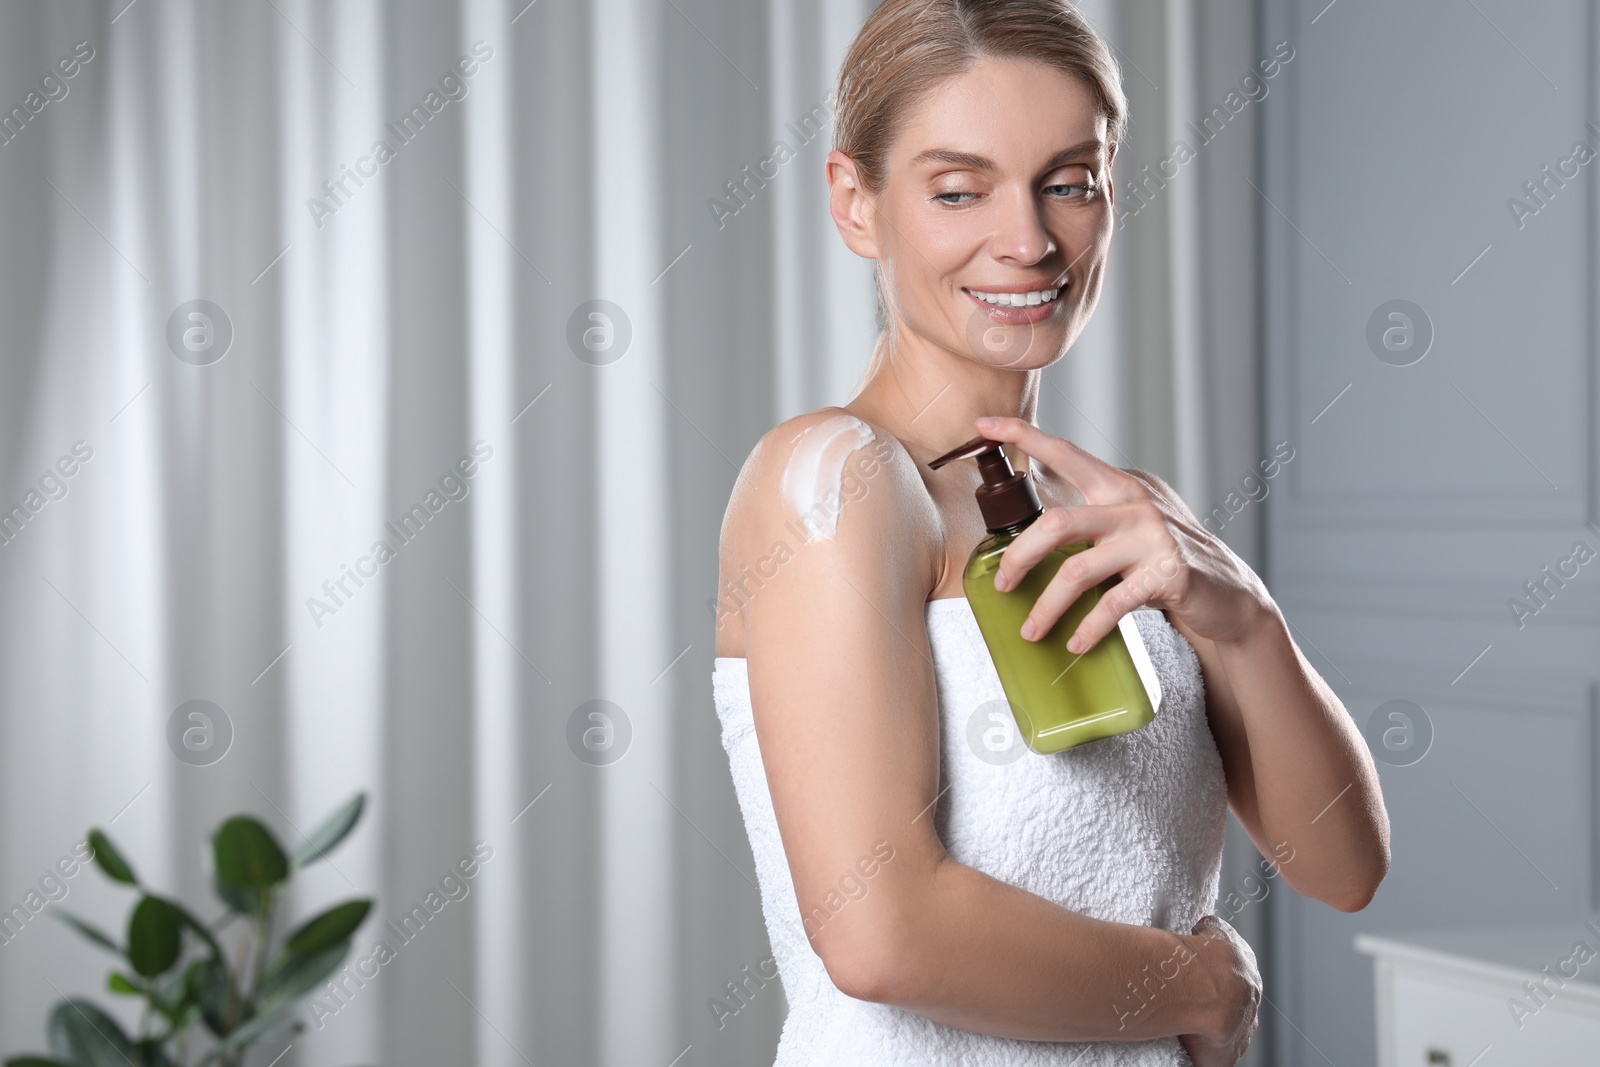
[722,412,1254,1047]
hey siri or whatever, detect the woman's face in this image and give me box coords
[852,56,1116,370]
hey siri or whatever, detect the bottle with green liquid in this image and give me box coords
[929,435,1161,754]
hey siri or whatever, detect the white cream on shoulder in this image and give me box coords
[779,413,876,543]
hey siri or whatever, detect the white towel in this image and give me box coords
[712,597,1227,1065]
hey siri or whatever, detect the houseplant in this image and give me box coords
[6,792,371,1067]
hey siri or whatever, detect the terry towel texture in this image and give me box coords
[712,597,1227,1065]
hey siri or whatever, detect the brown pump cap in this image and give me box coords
[928,434,1044,533]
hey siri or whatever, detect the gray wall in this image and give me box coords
[1262,1,1600,1064]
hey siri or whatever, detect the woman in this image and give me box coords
[711,1,1390,1063]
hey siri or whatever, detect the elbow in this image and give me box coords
[1327,882,1378,913]
[820,945,899,1004]
[1326,842,1391,913]
[817,926,909,1004]
[807,857,937,1004]
[1318,801,1392,913]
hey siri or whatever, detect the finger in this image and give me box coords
[973,415,1143,504]
[993,503,1131,592]
[1070,542,1188,643]
[1017,539,1144,643]
[1063,571,1154,654]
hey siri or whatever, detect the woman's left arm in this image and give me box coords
[973,416,1391,913]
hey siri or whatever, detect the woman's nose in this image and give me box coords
[989,188,1055,264]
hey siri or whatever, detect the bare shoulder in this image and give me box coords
[720,406,938,552]
[715,407,943,655]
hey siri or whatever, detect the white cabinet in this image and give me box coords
[1355,921,1600,1066]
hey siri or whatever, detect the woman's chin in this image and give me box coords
[963,313,1072,369]
[968,335,1069,371]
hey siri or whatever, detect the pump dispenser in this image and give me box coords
[929,434,1160,754]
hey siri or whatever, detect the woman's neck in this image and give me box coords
[846,331,1042,463]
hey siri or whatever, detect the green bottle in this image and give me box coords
[929,435,1161,754]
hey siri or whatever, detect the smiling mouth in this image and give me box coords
[962,284,1065,308]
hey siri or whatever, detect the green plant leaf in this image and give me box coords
[212,817,288,890]
[197,1004,300,1065]
[257,938,351,1007]
[106,972,142,996]
[86,829,137,885]
[47,998,135,1067]
[284,899,371,956]
[159,898,225,965]
[132,1041,175,1067]
[194,957,237,1039]
[50,910,122,956]
[211,873,261,917]
[4,1058,79,1066]
[126,896,183,978]
[148,959,201,1024]
[291,792,365,868]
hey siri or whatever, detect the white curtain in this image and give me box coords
[0,1,1264,1064]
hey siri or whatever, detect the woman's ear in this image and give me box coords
[826,150,881,260]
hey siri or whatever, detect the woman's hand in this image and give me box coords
[1178,915,1261,1067]
[972,416,1273,652]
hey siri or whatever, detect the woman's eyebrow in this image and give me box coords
[908,139,1105,173]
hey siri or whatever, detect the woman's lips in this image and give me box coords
[963,284,1067,325]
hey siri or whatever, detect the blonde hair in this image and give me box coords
[833,0,1127,396]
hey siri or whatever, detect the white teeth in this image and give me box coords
[967,287,1060,307]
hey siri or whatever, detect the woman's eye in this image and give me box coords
[1046,182,1096,200]
[931,181,1097,205]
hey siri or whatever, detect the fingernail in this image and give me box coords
[976,416,997,429]
[1067,633,1083,653]
[1020,618,1037,640]
[994,570,1008,591]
